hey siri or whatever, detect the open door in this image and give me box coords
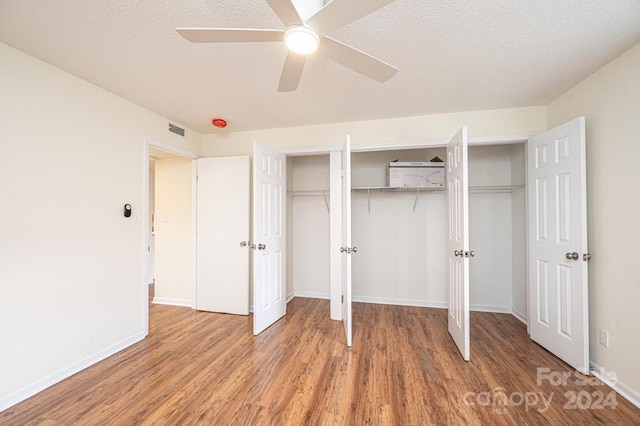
[196,157,250,315]
[447,127,470,361]
[252,141,287,335]
[341,135,353,347]
[527,117,589,374]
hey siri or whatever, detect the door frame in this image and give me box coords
[142,137,198,336]
[281,133,533,325]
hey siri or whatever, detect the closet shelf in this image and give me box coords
[352,186,444,193]
[289,190,329,196]
[469,184,526,193]
[352,184,525,193]
[289,184,525,196]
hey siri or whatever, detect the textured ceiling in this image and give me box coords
[1,0,640,134]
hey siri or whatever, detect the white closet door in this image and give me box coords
[447,127,470,361]
[527,117,589,374]
[341,135,353,347]
[252,141,287,335]
[196,157,250,315]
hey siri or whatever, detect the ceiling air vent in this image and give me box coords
[168,123,185,137]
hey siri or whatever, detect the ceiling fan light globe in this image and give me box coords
[284,26,319,54]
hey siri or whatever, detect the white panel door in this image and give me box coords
[447,127,470,361]
[196,157,250,315]
[528,117,589,373]
[341,135,353,347]
[252,142,287,335]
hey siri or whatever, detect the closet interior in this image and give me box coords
[287,143,527,323]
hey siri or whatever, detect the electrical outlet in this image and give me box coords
[599,329,609,348]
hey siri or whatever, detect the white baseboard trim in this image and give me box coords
[290,293,525,317]
[470,304,512,314]
[0,331,145,413]
[293,291,330,300]
[512,308,528,325]
[286,291,295,303]
[590,361,640,409]
[352,295,448,309]
[152,297,192,307]
[350,296,514,314]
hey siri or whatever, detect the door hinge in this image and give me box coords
[340,246,358,254]
[341,295,344,303]
[583,253,591,262]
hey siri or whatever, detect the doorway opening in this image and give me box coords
[142,138,198,336]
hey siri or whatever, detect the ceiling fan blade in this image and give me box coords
[307,0,397,35]
[265,0,303,27]
[318,36,398,82]
[278,52,306,92]
[177,28,284,43]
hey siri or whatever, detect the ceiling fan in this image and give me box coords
[176,0,399,92]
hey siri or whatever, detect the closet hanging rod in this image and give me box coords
[352,186,445,193]
[290,184,525,197]
[351,184,525,193]
[289,190,330,196]
[469,184,525,191]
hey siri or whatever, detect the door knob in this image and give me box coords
[340,247,347,253]
[257,243,266,250]
[351,246,357,253]
[565,252,579,260]
[239,241,248,247]
[454,250,462,257]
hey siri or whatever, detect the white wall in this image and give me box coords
[206,108,543,314]
[202,106,547,156]
[153,157,194,306]
[548,42,640,399]
[286,157,294,300]
[290,156,331,298]
[509,144,527,321]
[288,146,525,311]
[0,42,201,410]
[468,193,513,311]
[350,149,448,305]
[292,197,331,298]
[467,145,520,312]
[351,190,449,305]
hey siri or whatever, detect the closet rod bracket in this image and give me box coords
[322,190,330,214]
[412,187,421,212]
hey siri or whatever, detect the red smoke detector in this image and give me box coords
[211,118,228,128]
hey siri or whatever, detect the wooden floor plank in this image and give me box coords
[1,298,639,425]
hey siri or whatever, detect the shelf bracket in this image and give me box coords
[412,187,421,212]
[322,190,330,214]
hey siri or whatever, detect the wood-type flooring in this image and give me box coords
[2,297,639,424]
